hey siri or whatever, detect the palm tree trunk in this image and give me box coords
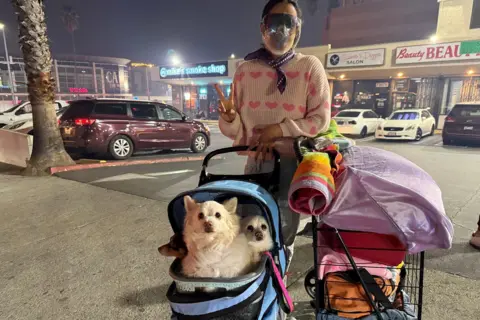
[12,0,75,175]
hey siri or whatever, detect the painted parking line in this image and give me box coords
[91,173,158,184]
[146,169,195,177]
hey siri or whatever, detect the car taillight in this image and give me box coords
[445,116,455,123]
[74,118,96,126]
[348,120,357,125]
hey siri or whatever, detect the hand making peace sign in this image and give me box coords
[214,83,236,123]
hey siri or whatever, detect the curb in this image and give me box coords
[50,155,224,175]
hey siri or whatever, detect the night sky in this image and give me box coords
[0,0,327,64]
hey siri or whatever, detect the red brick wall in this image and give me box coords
[325,0,439,48]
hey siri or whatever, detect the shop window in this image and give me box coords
[471,0,480,29]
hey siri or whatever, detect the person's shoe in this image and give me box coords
[470,232,480,250]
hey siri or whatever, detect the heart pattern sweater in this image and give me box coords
[219,53,331,157]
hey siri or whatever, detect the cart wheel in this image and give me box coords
[304,268,316,299]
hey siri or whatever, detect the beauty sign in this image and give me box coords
[395,42,480,64]
[326,49,385,68]
[160,61,228,79]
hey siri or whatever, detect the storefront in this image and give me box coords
[152,60,233,119]
[0,54,132,105]
[325,39,480,127]
[327,48,394,117]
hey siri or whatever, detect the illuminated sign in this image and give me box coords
[396,42,480,64]
[69,87,88,93]
[159,61,228,79]
[327,49,385,68]
[131,62,155,68]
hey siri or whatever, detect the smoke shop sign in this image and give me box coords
[327,48,385,68]
[160,61,228,79]
[395,42,480,65]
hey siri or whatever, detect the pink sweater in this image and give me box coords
[219,53,331,156]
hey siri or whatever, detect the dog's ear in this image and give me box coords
[184,195,198,212]
[223,197,238,213]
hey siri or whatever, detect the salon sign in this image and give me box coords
[326,48,385,68]
[395,42,480,64]
[160,61,228,79]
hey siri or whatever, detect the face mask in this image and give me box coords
[262,14,301,55]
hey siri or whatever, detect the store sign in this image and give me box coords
[159,61,228,79]
[69,87,88,93]
[326,49,385,68]
[395,42,480,64]
[376,82,389,88]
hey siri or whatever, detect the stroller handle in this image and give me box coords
[199,146,281,192]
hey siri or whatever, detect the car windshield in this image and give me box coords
[335,111,361,118]
[449,105,480,117]
[389,112,419,120]
[3,102,23,113]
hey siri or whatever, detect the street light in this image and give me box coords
[0,23,15,103]
[230,53,236,59]
[171,55,182,66]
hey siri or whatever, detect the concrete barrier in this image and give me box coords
[0,129,33,168]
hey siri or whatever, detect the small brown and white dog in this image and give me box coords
[181,196,255,279]
[242,215,274,264]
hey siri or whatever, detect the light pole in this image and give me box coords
[0,23,15,103]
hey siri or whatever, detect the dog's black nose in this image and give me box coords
[255,231,264,241]
[204,222,214,233]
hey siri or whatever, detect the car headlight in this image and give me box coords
[204,125,210,132]
[405,125,416,131]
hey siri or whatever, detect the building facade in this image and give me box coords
[0,54,132,104]
[324,0,480,128]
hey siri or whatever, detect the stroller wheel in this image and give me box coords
[304,268,316,299]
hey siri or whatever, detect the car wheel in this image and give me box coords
[360,126,368,138]
[429,125,435,136]
[109,135,134,160]
[415,128,422,141]
[191,133,207,153]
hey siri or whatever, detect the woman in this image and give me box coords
[215,0,331,266]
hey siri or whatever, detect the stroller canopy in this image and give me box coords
[320,146,453,253]
[167,180,284,249]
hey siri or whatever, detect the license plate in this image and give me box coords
[464,126,474,130]
[387,132,397,136]
[336,121,344,125]
[62,127,75,137]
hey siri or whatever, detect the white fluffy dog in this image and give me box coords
[242,215,274,264]
[181,196,255,279]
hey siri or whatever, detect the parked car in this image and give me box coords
[0,100,69,128]
[58,99,211,160]
[443,102,480,145]
[375,109,436,141]
[333,109,382,138]
[4,105,70,134]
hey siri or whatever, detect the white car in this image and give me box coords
[333,109,382,137]
[4,106,70,134]
[0,100,69,129]
[375,109,436,141]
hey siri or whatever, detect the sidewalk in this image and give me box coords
[0,174,478,320]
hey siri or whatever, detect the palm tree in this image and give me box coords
[12,0,74,175]
[62,6,79,87]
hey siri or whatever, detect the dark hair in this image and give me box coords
[261,0,303,20]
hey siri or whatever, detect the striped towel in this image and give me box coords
[288,145,343,215]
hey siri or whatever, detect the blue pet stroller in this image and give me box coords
[165,146,295,320]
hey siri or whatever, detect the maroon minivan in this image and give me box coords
[59,99,211,159]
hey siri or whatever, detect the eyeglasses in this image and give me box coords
[262,13,301,33]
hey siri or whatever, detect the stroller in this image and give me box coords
[165,146,296,320]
